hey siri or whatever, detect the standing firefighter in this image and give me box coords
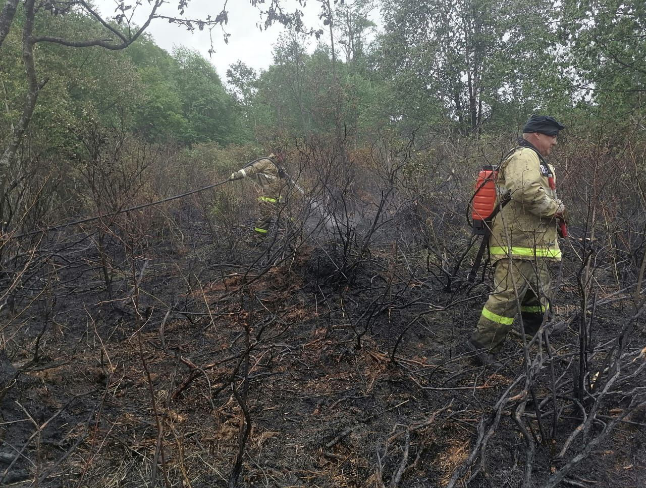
[466,115,567,367]
[229,153,289,238]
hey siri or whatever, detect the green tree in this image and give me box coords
[254,31,315,137]
[378,0,565,136]
[226,60,259,138]
[560,0,646,121]
[0,0,302,170]
[172,47,240,145]
[335,0,376,64]
[124,36,189,142]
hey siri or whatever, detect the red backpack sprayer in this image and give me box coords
[465,158,568,284]
[465,164,510,283]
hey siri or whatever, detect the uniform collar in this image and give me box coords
[517,138,548,165]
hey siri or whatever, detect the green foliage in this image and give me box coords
[560,0,646,120]
[377,0,570,137]
[0,21,27,134]
[334,0,377,63]
[121,35,188,142]
[1,9,146,161]
[3,0,646,191]
[172,47,241,145]
[226,61,258,142]
[251,29,387,143]
[253,32,316,138]
[226,61,258,109]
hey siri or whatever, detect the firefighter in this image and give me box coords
[229,153,289,238]
[465,115,566,367]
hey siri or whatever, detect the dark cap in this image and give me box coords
[522,115,565,136]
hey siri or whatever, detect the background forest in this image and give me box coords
[1,0,646,487]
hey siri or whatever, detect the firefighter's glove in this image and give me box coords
[554,201,568,238]
[554,201,567,222]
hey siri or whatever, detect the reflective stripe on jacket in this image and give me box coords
[489,146,562,262]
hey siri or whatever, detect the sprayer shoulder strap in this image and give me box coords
[464,146,521,283]
[512,143,554,178]
[469,191,511,279]
[467,238,489,283]
[497,147,531,180]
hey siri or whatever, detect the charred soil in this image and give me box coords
[1,216,645,488]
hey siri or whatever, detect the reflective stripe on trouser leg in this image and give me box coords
[472,259,552,351]
[254,199,276,235]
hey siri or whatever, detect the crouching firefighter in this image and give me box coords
[229,153,290,238]
[465,115,567,367]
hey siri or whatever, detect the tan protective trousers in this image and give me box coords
[254,196,285,236]
[471,259,552,351]
[254,200,275,235]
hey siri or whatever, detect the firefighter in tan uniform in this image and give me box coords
[466,115,566,367]
[229,153,288,237]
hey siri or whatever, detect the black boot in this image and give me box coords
[463,339,503,369]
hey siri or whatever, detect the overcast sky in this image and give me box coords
[94,0,336,81]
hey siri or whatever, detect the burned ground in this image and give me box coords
[1,195,645,488]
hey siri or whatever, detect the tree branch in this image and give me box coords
[33,0,163,50]
[0,0,19,50]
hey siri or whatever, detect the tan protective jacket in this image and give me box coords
[231,156,285,202]
[489,146,562,263]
